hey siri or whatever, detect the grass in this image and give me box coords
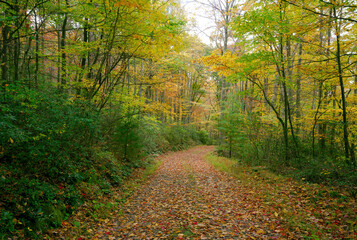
[143,158,162,179]
[204,152,357,239]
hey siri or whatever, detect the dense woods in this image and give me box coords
[200,0,357,186]
[0,0,356,238]
[0,0,212,237]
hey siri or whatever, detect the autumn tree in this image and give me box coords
[200,0,357,172]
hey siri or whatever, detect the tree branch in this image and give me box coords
[282,0,357,23]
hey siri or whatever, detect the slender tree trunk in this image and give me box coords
[78,17,88,95]
[60,0,69,91]
[333,6,350,162]
[217,0,231,143]
[1,23,9,102]
[326,8,336,152]
[21,35,32,86]
[127,58,131,92]
[35,12,40,88]
[285,35,298,153]
[279,1,289,163]
[296,41,302,135]
[12,4,20,84]
[318,7,326,150]
[264,77,269,111]
[133,58,137,96]
[138,59,143,118]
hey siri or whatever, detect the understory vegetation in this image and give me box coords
[0,84,210,238]
[198,0,357,193]
[0,0,214,237]
[205,153,356,238]
[216,93,357,194]
[1,0,357,238]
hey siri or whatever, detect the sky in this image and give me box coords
[180,0,214,46]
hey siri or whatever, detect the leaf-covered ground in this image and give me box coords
[47,146,356,239]
[101,146,293,239]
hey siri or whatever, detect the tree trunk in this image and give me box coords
[333,6,350,162]
[1,24,10,100]
[78,17,88,95]
[296,41,302,135]
[60,0,69,91]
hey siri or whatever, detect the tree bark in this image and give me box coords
[333,5,350,162]
[60,0,69,90]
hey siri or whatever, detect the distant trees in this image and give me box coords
[0,0,211,122]
[0,1,213,237]
[200,0,357,181]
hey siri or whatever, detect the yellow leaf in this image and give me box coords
[9,137,14,144]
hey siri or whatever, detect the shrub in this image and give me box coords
[0,83,212,238]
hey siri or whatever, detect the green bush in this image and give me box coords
[0,84,212,238]
[0,211,15,236]
[0,175,72,238]
[197,129,210,145]
[137,117,169,154]
[163,125,198,150]
[216,105,357,189]
[0,84,99,237]
[0,84,99,182]
[103,111,208,162]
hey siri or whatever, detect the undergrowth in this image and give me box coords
[0,84,210,239]
[43,156,163,239]
[205,152,357,239]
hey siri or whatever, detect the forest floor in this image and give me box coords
[46,146,356,239]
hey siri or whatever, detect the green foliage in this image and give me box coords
[216,91,356,190]
[137,117,169,154]
[112,117,142,162]
[1,84,98,181]
[205,152,356,239]
[0,0,208,238]
[217,101,357,191]
[163,125,198,151]
[104,112,207,159]
[207,0,357,192]
[0,79,210,239]
[0,211,15,235]
[197,130,211,145]
[217,93,252,158]
[0,84,99,237]
[1,105,208,238]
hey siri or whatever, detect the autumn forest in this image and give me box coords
[0,0,356,239]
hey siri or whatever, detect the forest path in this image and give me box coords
[95,146,290,239]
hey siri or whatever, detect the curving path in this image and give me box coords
[96,146,292,239]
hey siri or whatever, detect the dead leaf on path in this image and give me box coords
[45,146,356,239]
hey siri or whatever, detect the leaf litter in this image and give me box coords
[91,146,295,239]
[46,146,356,239]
